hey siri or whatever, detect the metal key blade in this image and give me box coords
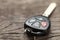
[42,3,56,17]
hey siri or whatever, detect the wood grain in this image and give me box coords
[0,0,60,40]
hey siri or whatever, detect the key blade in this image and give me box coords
[42,3,56,17]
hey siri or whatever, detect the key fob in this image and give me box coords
[24,16,50,35]
[24,3,56,36]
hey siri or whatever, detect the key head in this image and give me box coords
[24,15,51,36]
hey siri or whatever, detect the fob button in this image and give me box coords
[32,22,40,28]
[41,21,47,27]
[26,18,36,26]
[29,18,36,23]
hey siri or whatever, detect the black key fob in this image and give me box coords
[24,16,50,35]
[24,3,56,36]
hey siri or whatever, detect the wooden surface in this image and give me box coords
[0,0,60,40]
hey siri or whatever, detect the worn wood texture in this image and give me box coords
[0,0,60,40]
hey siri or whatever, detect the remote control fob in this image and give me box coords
[24,3,56,36]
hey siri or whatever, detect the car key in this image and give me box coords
[24,3,56,36]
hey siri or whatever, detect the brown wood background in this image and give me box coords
[0,0,60,40]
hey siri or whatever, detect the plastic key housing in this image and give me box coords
[24,15,51,36]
